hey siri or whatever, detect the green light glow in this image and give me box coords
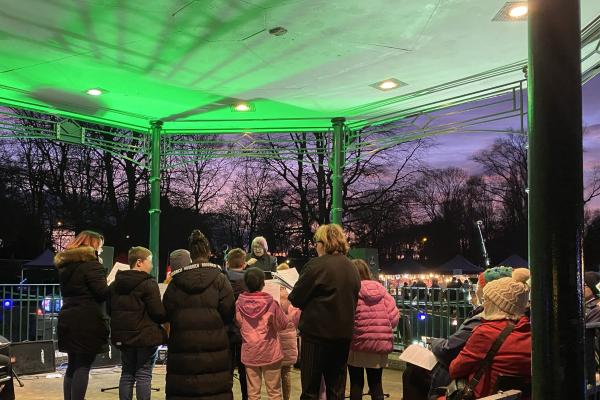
[0,0,597,132]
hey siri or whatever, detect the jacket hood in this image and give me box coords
[54,246,98,269]
[359,280,386,304]
[237,292,273,319]
[172,263,221,293]
[114,270,152,294]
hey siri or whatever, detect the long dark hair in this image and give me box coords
[189,230,211,263]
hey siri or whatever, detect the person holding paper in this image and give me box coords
[347,259,399,400]
[226,248,249,400]
[54,230,109,400]
[107,246,167,400]
[276,263,301,400]
[246,236,277,273]
[288,224,361,400]
[236,268,290,400]
[447,269,531,399]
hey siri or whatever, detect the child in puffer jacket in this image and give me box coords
[348,259,400,400]
[276,263,301,400]
[236,267,290,400]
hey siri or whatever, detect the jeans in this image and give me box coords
[300,338,350,400]
[119,346,158,400]
[64,353,96,400]
[347,366,384,400]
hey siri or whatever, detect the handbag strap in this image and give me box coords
[466,321,516,391]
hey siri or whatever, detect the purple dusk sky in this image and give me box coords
[422,76,600,209]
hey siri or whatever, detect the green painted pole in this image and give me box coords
[149,120,163,279]
[330,117,346,225]
[528,1,585,399]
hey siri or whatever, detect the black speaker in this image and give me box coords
[92,343,121,368]
[10,341,55,375]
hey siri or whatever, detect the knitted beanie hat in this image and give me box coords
[478,266,514,289]
[483,268,530,319]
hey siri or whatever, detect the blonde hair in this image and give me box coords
[352,259,372,280]
[313,224,350,255]
[227,248,247,269]
[66,230,104,251]
[128,246,152,269]
[277,263,290,271]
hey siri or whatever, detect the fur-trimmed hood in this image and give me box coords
[54,246,98,268]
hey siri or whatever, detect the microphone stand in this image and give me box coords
[476,220,491,268]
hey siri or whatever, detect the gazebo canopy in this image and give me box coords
[0,1,598,133]
[498,254,529,268]
[381,258,428,275]
[435,254,483,275]
[22,249,55,269]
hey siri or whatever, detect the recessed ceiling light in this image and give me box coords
[370,78,407,91]
[86,88,103,96]
[379,80,399,90]
[493,2,528,21]
[232,103,253,112]
[509,5,528,18]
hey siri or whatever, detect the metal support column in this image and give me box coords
[149,120,163,279]
[330,117,346,226]
[528,1,585,399]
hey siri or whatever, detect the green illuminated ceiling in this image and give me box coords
[0,0,599,133]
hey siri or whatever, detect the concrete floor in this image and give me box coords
[14,365,404,399]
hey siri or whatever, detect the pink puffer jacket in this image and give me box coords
[236,291,290,367]
[280,303,301,366]
[350,280,400,354]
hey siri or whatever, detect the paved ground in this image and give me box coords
[14,365,404,399]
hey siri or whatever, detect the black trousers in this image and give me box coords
[230,342,247,400]
[347,365,384,400]
[64,352,96,400]
[402,364,431,400]
[300,338,350,400]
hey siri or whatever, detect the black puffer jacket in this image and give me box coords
[107,270,167,348]
[163,263,235,400]
[55,246,109,354]
[226,269,247,344]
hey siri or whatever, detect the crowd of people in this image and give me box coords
[53,225,399,400]
[51,226,600,400]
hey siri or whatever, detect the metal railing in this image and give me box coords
[0,283,476,346]
[0,284,61,343]
[390,286,475,349]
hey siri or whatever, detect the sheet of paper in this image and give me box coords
[158,283,168,299]
[398,344,438,371]
[263,279,282,303]
[107,262,130,285]
[273,268,299,289]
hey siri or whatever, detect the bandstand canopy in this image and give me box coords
[0,0,598,133]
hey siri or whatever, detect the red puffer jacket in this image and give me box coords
[449,317,531,400]
[350,280,400,354]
